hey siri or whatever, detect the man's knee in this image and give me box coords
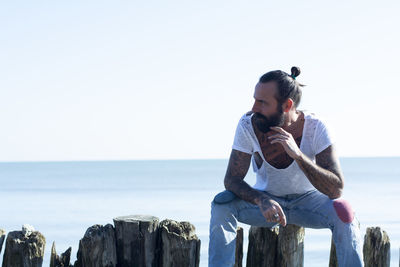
[213,190,237,204]
[332,199,354,223]
[211,198,232,214]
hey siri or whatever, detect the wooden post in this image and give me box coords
[50,242,72,267]
[234,227,243,267]
[113,215,159,267]
[276,224,305,266]
[246,226,279,267]
[246,224,304,267]
[328,237,338,267]
[363,227,390,267]
[157,219,200,267]
[0,229,5,254]
[2,225,46,267]
[73,224,117,267]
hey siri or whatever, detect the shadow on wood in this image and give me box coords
[74,224,117,267]
[234,227,243,267]
[50,242,72,267]
[2,225,45,267]
[158,219,200,267]
[113,215,159,267]
[363,227,390,267]
[246,224,304,267]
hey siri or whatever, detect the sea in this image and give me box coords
[0,158,399,266]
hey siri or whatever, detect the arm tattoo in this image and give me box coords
[296,145,344,199]
[224,149,265,205]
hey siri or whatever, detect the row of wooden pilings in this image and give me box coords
[0,215,200,267]
[238,224,391,267]
[0,215,393,267]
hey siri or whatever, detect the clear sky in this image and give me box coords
[1,0,399,161]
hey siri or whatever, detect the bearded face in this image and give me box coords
[253,106,285,133]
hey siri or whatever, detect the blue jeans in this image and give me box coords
[208,190,363,267]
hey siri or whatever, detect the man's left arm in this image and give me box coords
[296,145,344,199]
[269,126,344,199]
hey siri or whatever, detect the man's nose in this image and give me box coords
[252,102,259,113]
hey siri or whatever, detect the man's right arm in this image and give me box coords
[223,149,264,205]
[223,149,287,225]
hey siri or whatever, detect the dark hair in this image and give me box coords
[259,66,304,108]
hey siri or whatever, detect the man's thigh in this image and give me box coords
[211,191,280,228]
[286,190,354,229]
[235,199,281,228]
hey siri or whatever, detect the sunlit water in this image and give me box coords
[0,158,399,266]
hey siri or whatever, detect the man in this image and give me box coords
[208,67,363,267]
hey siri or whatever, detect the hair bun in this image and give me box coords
[290,66,301,78]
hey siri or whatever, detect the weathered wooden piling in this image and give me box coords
[234,227,243,267]
[157,219,201,267]
[277,224,305,266]
[246,224,304,267]
[2,225,46,267]
[113,215,159,267]
[7,216,393,267]
[247,226,279,267]
[73,224,117,267]
[50,242,72,267]
[363,227,390,267]
[328,237,338,267]
[0,229,5,254]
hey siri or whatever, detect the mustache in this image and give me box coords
[254,112,268,121]
[253,111,285,133]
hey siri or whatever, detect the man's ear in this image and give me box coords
[282,98,294,113]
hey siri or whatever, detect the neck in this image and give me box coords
[282,109,301,128]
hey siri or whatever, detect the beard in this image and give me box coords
[253,109,285,133]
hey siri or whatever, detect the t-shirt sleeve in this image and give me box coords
[313,119,334,155]
[232,117,253,155]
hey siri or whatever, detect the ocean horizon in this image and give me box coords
[0,157,399,266]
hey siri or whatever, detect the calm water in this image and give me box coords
[0,158,399,266]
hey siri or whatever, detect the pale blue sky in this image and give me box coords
[1,0,399,161]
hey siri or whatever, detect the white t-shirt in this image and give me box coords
[232,111,333,196]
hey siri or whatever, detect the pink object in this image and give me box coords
[333,199,354,223]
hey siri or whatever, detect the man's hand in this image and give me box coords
[224,149,287,225]
[268,126,344,199]
[268,126,302,160]
[256,196,287,226]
